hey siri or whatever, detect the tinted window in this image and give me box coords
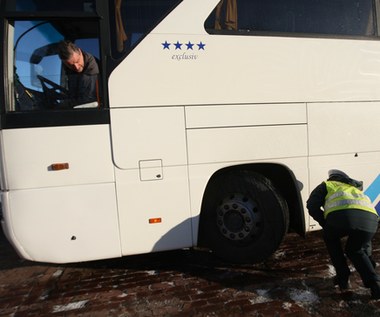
[6,0,95,12]
[110,0,183,58]
[205,0,376,37]
[11,19,101,112]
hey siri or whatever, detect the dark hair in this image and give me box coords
[58,40,80,61]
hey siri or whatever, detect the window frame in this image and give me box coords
[205,0,380,41]
[0,5,110,129]
[108,0,183,71]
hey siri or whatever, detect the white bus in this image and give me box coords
[0,0,380,264]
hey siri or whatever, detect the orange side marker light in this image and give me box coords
[50,163,69,171]
[149,218,162,224]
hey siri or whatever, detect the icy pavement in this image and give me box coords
[1,229,380,316]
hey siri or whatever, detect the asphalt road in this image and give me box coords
[1,227,380,316]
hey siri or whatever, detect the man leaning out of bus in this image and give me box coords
[307,169,380,299]
[58,40,99,107]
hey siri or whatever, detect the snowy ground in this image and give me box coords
[1,229,380,316]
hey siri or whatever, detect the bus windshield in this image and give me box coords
[11,19,100,111]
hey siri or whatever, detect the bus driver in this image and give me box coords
[58,40,99,107]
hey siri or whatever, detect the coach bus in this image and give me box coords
[0,0,380,264]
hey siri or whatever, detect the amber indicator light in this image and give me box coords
[149,218,162,224]
[50,163,69,171]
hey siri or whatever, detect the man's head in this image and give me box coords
[328,169,350,179]
[58,40,84,73]
[328,169,363,190]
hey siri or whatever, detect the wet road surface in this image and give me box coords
[1,228,380,316]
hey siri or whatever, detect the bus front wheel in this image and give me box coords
[201,170,289,263]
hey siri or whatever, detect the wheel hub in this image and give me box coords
[216,193,261,241]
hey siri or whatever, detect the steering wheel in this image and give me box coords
[37,75,69,108]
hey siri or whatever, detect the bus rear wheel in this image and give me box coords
[201,170,289,263]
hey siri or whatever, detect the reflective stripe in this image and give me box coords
[327,191,366,201]
[325,199,374,210]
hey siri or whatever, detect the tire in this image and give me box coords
[200,170,289,263]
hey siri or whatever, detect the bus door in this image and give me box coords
[107,0,193,256]
[0,0,120,263]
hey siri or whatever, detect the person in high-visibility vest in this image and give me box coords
[307,169,380,299]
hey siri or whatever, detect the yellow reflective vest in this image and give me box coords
[323,181,378,219]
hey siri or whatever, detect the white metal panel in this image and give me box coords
[1,125,114,190]
[109,31,380,108]
[308,102,380,156]
[139,159,163,181]
[115,166,192,255]
[110,107,187,170]
[2,183,120,263]
[187,125,307,164]
[185,103,306,128]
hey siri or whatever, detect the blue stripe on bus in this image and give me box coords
[364,174,380,215]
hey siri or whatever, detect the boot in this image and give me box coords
[370,256,377,269]
[369,281,380,299]
[333,275,351,291]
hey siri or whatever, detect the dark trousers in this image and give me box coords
[323,225,379,287]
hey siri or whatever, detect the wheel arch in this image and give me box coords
[198,163,305,248]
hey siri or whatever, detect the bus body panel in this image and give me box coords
[0,125,114,190]
[109,107,192,255]
[110,107,187,170]
[115,166,192,255]
[0,124,119,263]
[308,101,380,156]
[109,34,380,107]
[185,103,306,129]
[187,125,307,165]
[307,101,380,217]
[1,183,121,263]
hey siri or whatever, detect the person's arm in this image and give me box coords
[306,182,327,227]
[76,74,98,104]
[76,52,99,105]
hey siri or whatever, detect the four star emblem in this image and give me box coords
[162,41,206,50]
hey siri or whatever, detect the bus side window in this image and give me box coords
[205,0,376,37]
[214,0,238,31]
[110,0,183,59]
[11,20,101,112]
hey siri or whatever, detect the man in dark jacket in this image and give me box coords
[58,40,99,106]
[307,169,380,298]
